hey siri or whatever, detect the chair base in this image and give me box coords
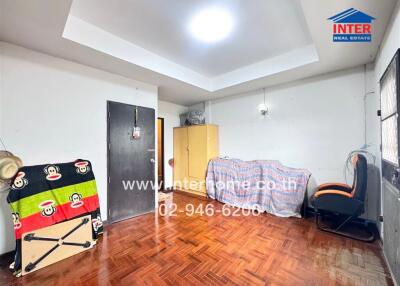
[315,212,375,242]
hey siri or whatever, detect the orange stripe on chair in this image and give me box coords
[314,190,354,198]
[318,183,352,190]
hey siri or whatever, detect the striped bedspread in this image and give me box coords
[206,158,311,218]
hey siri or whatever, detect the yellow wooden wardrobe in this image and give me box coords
[173,124,219,196]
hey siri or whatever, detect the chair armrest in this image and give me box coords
[313,189,353,198]
[318,183,352,192]
[311,192,363,216]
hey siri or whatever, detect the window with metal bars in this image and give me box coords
[380,49,400,186]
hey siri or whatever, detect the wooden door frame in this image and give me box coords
[107,101,112,221]
[158,117,165,190]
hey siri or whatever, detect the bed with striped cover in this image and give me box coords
[206,158,311,218]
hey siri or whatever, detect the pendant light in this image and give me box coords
[258,88,269,116]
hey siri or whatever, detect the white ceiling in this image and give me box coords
[70,0,313,77]
[0,0,398,105]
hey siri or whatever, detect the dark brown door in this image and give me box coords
[107,101,155,223]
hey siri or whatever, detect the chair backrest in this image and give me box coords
[350,154,368,201]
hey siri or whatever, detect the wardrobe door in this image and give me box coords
[188,125,207,179]
[206,125,219,160]
[173,127,188,189]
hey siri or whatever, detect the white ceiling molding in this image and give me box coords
[211,45,319,91]
[63,15,211,91]
[63,14,318,92]
[0,0,397,105]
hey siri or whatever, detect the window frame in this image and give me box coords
[380,49,400,188]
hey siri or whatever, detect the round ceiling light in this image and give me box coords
[189,7,234,43]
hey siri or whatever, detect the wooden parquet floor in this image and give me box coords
[0,192,394,286]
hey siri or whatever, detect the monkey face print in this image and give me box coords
[44,165,62,181]
[69,192,84,208]
[39,200,56,217]
[75,161,90,175]
[92,215,103,232]
[12,213,22,230]
[11,172,28,190]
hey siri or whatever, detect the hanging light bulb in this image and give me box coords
[258,103,267,115]
[259,88,269,116]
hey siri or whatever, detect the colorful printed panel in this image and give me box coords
[7,159,103,276]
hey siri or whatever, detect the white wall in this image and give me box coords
[158,101,187,189]
[209,66,379,214]
[375,1,400,81]
[363,62,381,223]
[0,42,158,254]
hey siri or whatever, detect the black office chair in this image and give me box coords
[311,153,374,242]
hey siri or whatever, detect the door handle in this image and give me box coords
[150,158,155,164]
[391,169,400,184]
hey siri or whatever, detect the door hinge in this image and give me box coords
[108,177,110,184]
[377,110,381,117]
[380,144,382,151]
[108,209,111,217]
[379,215,383,222]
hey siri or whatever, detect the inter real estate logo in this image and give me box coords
[328,8,375,42]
